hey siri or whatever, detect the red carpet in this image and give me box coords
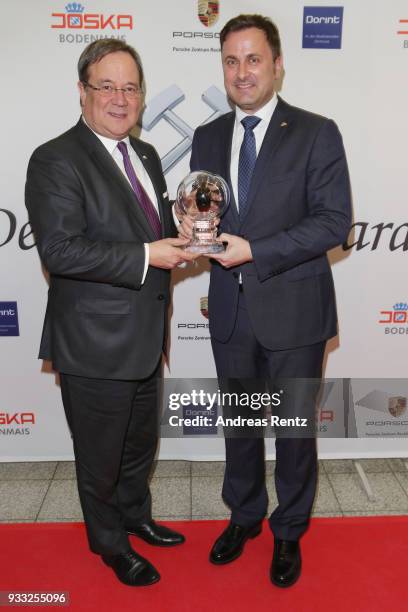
[0,517,407,612]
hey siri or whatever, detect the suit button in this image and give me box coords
[157,294,165,301]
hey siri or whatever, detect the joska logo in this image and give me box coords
[51,3,133,30]
[0,413,35,425]
[378,303,408,336]
[397,17,408,49]
[397,18,408,36]
[0,301,19,336]
[379,303,408,325]
[302,6,344,49]
[197,1,219,28]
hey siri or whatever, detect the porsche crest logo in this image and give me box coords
[200,296,209,319]
[388,396,407,418]
[198,1,219,27]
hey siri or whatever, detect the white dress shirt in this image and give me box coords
[82,116,160,283]
[230,93,278,210]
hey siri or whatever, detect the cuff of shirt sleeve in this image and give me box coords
[142,243,149,284]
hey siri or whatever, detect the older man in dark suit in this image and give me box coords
[180,14,351,587]
[25,39,196,587]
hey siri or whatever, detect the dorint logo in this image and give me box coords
[0,301,19,336]
[302,6,344,49]
[182,403,217,435]
[198,1,219,28]
[51,3,133,30]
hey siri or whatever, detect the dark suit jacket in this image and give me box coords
[190,97,352,350]
[26,119,176,380]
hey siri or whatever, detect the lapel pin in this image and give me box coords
[142,154,148,160]
[280,122,288,127]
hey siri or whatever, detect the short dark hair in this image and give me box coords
[77,39,144,89]
[220,14,282,59]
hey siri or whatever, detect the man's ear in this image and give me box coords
[274,55,283,80]
[78,80,86,108]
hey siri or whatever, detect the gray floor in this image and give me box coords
[1,459,408,523]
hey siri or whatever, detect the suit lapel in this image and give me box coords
[239,98,291,225]
[76,120,157,242]
[221,113,240,230]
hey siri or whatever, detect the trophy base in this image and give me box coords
[184,242,225,254]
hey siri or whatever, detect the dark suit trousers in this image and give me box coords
[211,289,325,542]
[59,365,160,556]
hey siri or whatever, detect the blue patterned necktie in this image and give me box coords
[238,115,261,218]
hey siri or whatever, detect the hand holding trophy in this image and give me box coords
[176,171,230,254]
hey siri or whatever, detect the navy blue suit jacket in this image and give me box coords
[190,97,352,350]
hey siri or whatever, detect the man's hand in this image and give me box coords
[149,238,199,269]
[207,233,253,268]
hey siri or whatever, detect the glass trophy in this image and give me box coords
[176,171,230,254]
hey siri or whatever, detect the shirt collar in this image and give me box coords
[81,115,131,155]
[235,93,278,128]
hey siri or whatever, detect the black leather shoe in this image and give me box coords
[126,520,185,547]
[209,521,262,565]
[270,539,301,588]
[102,549,160,586]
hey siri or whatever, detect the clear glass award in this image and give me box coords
[176,171,230,254]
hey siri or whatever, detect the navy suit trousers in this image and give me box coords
[211,288,325,541]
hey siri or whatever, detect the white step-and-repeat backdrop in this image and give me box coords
[1,0,408,460]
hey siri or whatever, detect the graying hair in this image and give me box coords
[78,39,144,88]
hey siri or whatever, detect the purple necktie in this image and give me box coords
[117,141,162,240]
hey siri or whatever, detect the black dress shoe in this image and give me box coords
[126,520,185,547]
[209,521,262,565]
[102,549,160,586]
[270,539,301,588]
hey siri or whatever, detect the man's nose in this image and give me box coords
[237,61,249,80]
[111,89,127,104]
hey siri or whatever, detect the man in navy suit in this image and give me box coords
[180,14,351,586]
